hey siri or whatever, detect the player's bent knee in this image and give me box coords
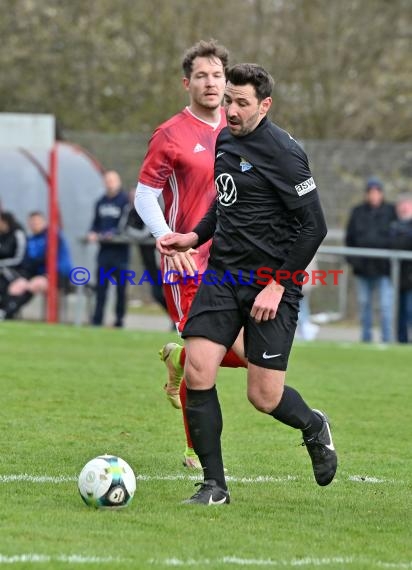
[247,391,282,413]
[184,338,226,389]
[247,368,284,413]
[184,361,214,390]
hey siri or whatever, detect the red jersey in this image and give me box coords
[138,107,226,273]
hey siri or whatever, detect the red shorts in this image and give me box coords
[163,278,199,334]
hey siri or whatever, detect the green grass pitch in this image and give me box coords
[0,322,411,570]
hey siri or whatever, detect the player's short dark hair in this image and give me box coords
[182,39,229,79]
[28,211,45,218]
[226,63,275,101]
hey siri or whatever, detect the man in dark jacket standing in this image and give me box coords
[345,177,396,342]
[390,194,412,343]
[88,170,130,327]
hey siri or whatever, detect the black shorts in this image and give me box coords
[182,270,299,371]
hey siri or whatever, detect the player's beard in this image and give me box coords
[227,109,261,137]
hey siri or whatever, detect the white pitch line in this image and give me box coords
[148,557,412,568]
[0,554,120,564]
[377,562,412,570]
[0,473,402,485]
[1,554,409,568]
[0,474,76,484]
[3,555,409,568]
[137,474,299,483]
[349,475,396,484]
[0,474,296,484]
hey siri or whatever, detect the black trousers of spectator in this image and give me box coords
[92,264,127,327]
[398,288,412,343]
[0,274,8,307]
[0,272,32,319]
[138,244,167,311]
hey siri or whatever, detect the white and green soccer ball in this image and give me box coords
[78,455,136,509]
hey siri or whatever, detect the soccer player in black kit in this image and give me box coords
[158,63,337,505]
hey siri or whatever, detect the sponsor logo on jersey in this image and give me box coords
[193,143,206,153]
[295,177,316,196]
[215,173,237,207]
[240,157,252,172]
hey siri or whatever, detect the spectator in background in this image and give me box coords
[125,189,168,314]
[390,194,412,343]
[345,177,397,342]
[0,211,71,320]
[0,211,27,312]
[87,170,130,328]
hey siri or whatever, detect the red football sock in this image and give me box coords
[221,348,246,368]
[179,379,193,448]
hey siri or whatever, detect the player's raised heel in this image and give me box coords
[159,342,184,409]
[302,409,337,486]
[183,479,230,505]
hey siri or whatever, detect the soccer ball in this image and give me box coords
[78,454,136,509]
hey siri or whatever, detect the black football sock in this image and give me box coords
[269,385,322,436]
[186,385,226,489]
[4,292,33,319]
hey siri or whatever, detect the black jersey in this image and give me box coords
[209,117,320,293]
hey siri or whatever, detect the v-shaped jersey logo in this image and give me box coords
[240,157,252,172]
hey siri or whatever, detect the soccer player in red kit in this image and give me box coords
[135,39,246,469]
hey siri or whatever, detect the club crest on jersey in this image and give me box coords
[240,157,252,172]
[295,177,316,196]
[215,173,237,207]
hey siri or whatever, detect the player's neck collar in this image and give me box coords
[185,106,221,130]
